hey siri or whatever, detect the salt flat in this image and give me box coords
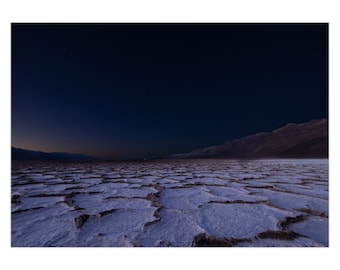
[11,159,328,247]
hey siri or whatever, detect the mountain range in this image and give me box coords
[12,119,328,161]
[170,119,328,159]
[12,147,97,161]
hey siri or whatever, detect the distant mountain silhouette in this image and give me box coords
[170,119,328,159]
[12,147,97,161]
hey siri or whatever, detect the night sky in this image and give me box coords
[12,23,328,159]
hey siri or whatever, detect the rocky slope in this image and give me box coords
[170,119,328,159]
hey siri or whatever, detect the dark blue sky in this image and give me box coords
[12,23,328,159]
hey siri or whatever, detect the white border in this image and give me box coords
[1,1,339,270]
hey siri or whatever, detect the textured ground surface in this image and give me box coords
[11,159,328,247]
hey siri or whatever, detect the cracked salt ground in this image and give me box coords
[11,159,328,247]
